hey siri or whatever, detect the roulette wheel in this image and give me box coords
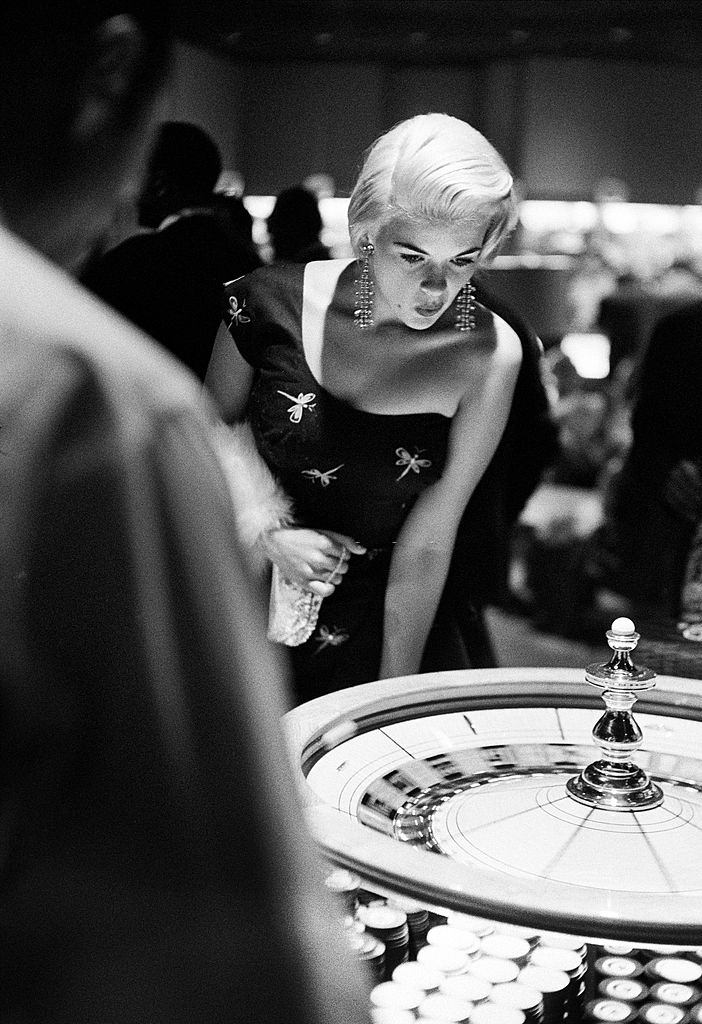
[285,620,702,946]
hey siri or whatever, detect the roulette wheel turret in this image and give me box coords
[566,616,663,811]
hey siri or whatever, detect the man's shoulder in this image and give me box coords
[81,230,162,287]
[0,226,201,418]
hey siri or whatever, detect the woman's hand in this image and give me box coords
[262,528,366,597]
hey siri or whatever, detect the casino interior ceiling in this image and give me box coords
[176,0,702,66]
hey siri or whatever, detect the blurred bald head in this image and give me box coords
[0,2,172,267]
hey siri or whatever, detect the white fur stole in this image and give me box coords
[212,420,294,572]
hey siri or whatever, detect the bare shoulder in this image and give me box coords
[453,306,522,380]
[491,310,523,374]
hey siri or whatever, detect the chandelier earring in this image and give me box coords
[354,241,375,329]
[455,280,476,332]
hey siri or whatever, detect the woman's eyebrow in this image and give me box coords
[393,241,481,257]
[393,241,428,253]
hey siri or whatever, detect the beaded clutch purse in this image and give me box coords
[267,565,322,646]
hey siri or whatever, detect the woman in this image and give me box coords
[205,113,526,704]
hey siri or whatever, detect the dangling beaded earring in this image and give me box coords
[354,241,375,329]
[455,281,476,332]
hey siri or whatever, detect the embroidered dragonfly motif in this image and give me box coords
[395,447,432,480]
[302,463,344,487]
[278,390,317,423]
[313,624,349,653]
[227,295,251,329]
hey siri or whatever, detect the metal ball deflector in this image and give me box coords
[566,617,664,811]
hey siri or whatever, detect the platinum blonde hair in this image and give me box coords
[348,113,517,263]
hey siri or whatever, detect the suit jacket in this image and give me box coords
[0,226,369,1024]
[82,211,262,381]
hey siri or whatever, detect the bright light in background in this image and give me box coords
[560,332,611,379]
[242,195,276,220]
[241,196,702,260]
[519,200,598,233]
[319,197,352,255]
[681,205,702,231]
[600,202,681,235]
[243,195,353,256]
[242,195,275,248]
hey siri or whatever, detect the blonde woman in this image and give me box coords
[206,113,547,703]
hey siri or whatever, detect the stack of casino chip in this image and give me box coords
[584,995,639,1024]
[324,868,362,916]
[640,956,702,1024]
[481,934,533,969]
[357,904,410,979]
[644,957,702,990]
[597,976,651,1010]
[391,898,432,958]
[489,980,545,1024]
[370,1009,417,1024]
[586,949,702,1024]
[539,932,589,958]
[601,943,638,958]
[463,931,546,1023]
[427,925,482,961]
[416,991,474,1022]
[638,1002,689,1024]
[519,966,571,1024]
[392,960,444,996]
[530,937,589,1020]
[648,980,701,1012]
[417,942,474,978]
[343,917,386,982]
[469,955,522,986]
[346,884,693,1024]
[441,972,494,1007]
[470,1005,527,1024]
[446,913,498,939]
[370,981,424,1018]
[497,925,544,948]
[594,954,644,988]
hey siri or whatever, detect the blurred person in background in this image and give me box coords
[0,4,371,1023]
[266,184,331,263]
[591,298,702,627]
[206,113,556,705]
[82,120,262,380]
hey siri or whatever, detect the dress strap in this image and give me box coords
[301,259,353,383]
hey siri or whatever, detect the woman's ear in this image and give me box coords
[71,15,147,140]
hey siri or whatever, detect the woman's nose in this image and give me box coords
[420,269,447,294]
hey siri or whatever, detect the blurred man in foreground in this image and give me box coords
[0,4,369,1022]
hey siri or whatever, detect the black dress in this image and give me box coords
[223,263,453,701]
[223,264,558,703]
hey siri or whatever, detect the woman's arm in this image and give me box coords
[204,320,254,424]
[204,319,365,595]
[379,321,522,679]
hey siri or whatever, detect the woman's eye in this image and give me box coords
[452,257,476,268]
[399,253,423,264]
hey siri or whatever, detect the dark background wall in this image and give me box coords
[166,1,702,203]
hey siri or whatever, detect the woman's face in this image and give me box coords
[368,213,486,330]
